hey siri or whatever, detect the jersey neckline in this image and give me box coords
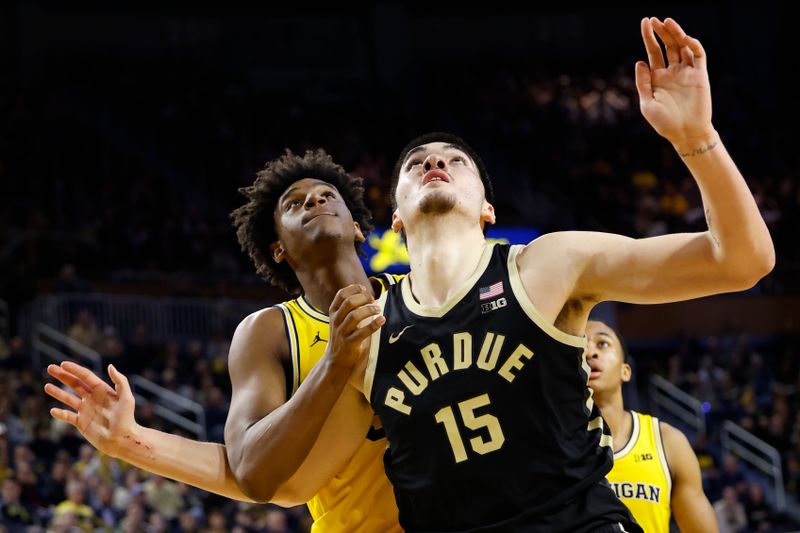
[400,242,496,318]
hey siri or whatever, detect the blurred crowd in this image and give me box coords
[2,9,798,531]
[1,313,312,532]
[3,308,800,531]
[1,53,797,320]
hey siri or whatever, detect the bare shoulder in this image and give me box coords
[658,420,692,451]
[228,306,290,378]
[659,420,698,479]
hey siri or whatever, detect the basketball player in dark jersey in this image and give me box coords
[350,16,773,532]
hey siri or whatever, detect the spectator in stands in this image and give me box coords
[67,310,101,353]
[713,486,747,533]
[53,479,96,531]
[143,474,185,520]
[744,482,771,531]
[0,478,35,529]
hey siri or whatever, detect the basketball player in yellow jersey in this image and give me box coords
[585,320,718,533]
[44,149,401,532]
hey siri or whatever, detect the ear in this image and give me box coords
[391,210,404,234]
[480,200,496,228]
[354,222,366,244]
[269,241,286,264]
[621,363,632,384]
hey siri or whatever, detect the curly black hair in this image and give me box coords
[231,149,374,296]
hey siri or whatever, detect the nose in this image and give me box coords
[304,190,327,209]
[586,343,599,359]
[423,154,447,172]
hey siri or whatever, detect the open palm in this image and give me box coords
[636,17,714,144]
[45,361,137,458]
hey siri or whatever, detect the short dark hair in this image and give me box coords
[231,149,373,295]
[390,132,495,233]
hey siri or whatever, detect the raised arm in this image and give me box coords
[661,422,719,533]
[517,17,773,325]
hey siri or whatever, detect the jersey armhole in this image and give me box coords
[275,303,300,398]
[653,417,673,496]
[506,245,587,349]
[364,291,388,401]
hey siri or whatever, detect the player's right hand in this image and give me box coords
[44,361,137,459]
[326,284,385,369]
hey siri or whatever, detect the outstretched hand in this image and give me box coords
[636,17,715,146]
[44,361,137,458]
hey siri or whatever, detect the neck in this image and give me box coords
[594,388,630,453]
[292,248,373,312]
[404,216,487,308]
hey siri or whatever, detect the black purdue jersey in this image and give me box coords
[365,243,640,533]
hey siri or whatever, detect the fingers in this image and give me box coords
[61,361,109,390]
[680,46,695,68]
[665,17,707,70]
[347,314,386,343]
[47,364,92,396]
[329,284,371,315]
[634,61,653,102]
[331,292,375,326]
[44,383,82,411]
[650,17,680,67]
[108,364,131,396]
[50,407,79,427]
[641,17,665,70]
[339,303,383,337]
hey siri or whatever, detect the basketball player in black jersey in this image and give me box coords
[343,16,775,532]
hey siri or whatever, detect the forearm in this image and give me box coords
[675,131,775,278]
[233,358,352,502]
[117,425,255,503]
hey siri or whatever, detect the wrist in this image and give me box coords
[321,353,356,379]
[671,129,720,156]
[114,422,144,459]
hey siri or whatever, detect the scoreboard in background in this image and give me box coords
[361,226,542,274]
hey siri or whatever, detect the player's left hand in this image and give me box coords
[636,17,715,146]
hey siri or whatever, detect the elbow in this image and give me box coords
[236,467,307,507]
[230,456,279,504]
[724,242,776,291]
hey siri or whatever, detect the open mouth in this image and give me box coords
[589,370,602,380]
[422,169,451,186]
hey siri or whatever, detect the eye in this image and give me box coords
[286,199,302,211]
[406,159,421,171]
[323,191,336,198]
[597,340,609,348]
[452,156,464,164]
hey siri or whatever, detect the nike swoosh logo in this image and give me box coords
[388,324,414,344]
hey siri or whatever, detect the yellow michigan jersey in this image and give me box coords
[607,411,672,533]
[275,273,403,533]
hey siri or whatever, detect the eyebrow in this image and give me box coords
[401,143,468,168]
[595,332,615,341]
[280,181,336,202]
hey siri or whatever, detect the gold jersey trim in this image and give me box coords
[364,291,388,399]
[506,245,587,349]
[400,242,495,318]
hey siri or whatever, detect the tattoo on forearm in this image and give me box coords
[705,209,721,247]
[678,140,718,158]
